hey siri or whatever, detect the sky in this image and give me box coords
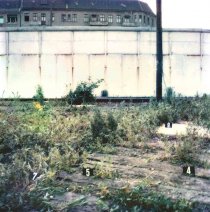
[142,0,210,29]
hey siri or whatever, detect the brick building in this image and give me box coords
[0,0,156,27]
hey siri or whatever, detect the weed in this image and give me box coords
[165,127,203,165]
[90,110,118,145]
[48,145,79,173]
[94,158,119,179]
[33,85,45,105]
[107,183,193,211]
[164,87,176,104]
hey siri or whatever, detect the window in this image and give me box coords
[151,18,154,27]
[124,18,129,23]
[0,16,4,24]
[24,14,30,22]
[7,15,17,23]
[67,14,71,21]
[108,15,113,23]
[99,14,105,22]
[116,15,121,23]
[139,15,142,23]
[41,13,46,21]
[72,14,77,22]
[124,15,130,23]
[134,15,138,23]
[33,13,38,22]
[52,14,55,22]
[61,14,66,22]
[143,15,146,24]
[91,14,97,22]
[84,14,89,23]
[147,17,150,25]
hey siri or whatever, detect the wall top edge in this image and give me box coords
[0,26,210,33]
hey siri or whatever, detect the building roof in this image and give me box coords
[0,0,155,16]
[0,0,20,12]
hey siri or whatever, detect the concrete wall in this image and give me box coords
[0,27,210,98]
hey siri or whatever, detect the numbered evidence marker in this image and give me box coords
[82,167,94,176]
[183,166,195,176]
[29,171,40,181]
[165,122,172,128]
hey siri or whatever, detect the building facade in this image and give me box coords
[0,0,156,27]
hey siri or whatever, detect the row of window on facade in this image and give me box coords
[0,14,47,23]
[0,13,154,26]
[58,13,154,25]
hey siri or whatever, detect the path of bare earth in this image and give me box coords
[54,134,210,211]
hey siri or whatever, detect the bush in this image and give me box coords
[164,87,176,104]
[90,110,118,145]
[33,85,45,105]
[107,112,118,131]
[115,107,158,145]
[48,144,79,172]
[67,80,103,105]
[166,128,202,165]
[107,184,192,211]
[155,103,178,124]
[170,95,210,127]
[101,90,109,97]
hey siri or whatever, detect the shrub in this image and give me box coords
[101,90,108,97]
[48,144,79,172]
[33,85,45,105]
[94,159,119,179]
[91,110,106,138]
[155,103,178,124]
[67,80,103,105]
[107,112,118,131]
[90,110,118,145]
[164,87,176,104]
[107,184,192,211]
[170,95,210,127]
[166,128,202,165]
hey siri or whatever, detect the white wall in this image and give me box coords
[0,28,209,98]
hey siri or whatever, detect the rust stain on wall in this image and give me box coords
[186,54,202,57]
[21,54,38,56]
[104,65,107,89]
[6,32,9,88]
[71,67,74,88]
[38,31,42,85]
[137,66,140,93]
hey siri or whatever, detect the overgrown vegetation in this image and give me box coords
[1,90,210,210]
[106,183,193,211]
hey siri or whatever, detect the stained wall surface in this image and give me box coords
[0,27,210,98]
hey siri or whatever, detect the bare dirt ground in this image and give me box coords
[51,123,210,211]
